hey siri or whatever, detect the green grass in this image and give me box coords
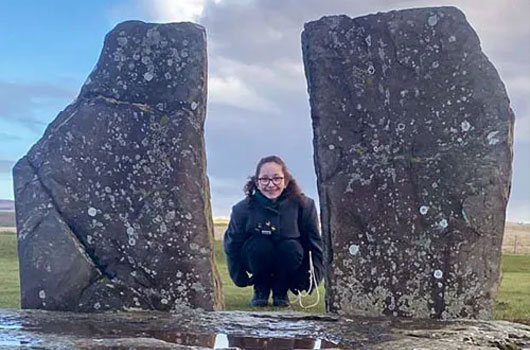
[494,254,530,323]
[1,233,528,322]
[0,232,20,308]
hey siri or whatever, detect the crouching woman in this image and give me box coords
[223,155,324,307]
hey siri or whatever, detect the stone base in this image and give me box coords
[0,309,528,349]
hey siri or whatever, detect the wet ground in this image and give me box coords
[0,308,529,349]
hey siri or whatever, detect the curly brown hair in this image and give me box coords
[244,155,303,202]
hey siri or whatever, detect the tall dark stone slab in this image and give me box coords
[302,7,514,319]
[14,21,223,312]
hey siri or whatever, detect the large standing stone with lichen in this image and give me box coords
[302,7,514,319]
[13,20,223,312]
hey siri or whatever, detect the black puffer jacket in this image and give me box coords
[223,191,324,293]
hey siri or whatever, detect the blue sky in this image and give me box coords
[0,0,528,222]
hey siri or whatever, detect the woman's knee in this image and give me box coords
[275,239,304,269]
[241,236,274,273]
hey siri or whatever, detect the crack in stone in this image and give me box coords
[25,157,113,282]
[113,241,156,289]
[95,94,156,112]
[321,188,334,312]
[13,160,37,202]
[83,92,190,115]
[52,110,78,132]
[436,236,452,319]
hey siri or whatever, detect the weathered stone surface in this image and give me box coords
[302,7,514,319]
[13,21,222,312]
[0,309,529,349]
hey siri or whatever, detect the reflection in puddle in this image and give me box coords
[214,333,341,349]
[131,330,341,349]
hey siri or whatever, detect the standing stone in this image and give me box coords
[13,21,223,312]
[302,7,513,319]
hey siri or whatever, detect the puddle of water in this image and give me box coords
[0,329,342,349]
[0,317,22,331]
[0,335,39,348]
[0,318,38,347]
[0,315,344,349]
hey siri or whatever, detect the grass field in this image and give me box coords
[1,231,528,323]
[494,254,530,323]
[0,232,20,308]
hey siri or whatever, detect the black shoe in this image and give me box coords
[272,278,290,307]
[272,294,290,307]
[250,285,270,307]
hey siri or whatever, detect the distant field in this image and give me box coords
[503,222,530,254]
[213,217,229,226]
[213,224,227,241]
[4,220,530,253]
[0,212,15,227]
[4,215,529,249]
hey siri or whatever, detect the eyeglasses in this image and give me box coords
[258,176,284,186]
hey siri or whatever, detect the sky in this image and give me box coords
[0,0,528,222]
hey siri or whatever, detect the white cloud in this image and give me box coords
[514,114,530,142]
[110,0,205,23]
[505,76,530,98]
[507,199,530,224]
[149,0,205,22]
[208,175,247,217]
[209,75,280,114]
[212,57,299,88]
[208,175,242,192]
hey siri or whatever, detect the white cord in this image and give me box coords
[291,251,320,308]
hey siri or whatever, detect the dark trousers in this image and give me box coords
[241,235,304,296]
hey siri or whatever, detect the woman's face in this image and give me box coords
[256,161,287,200]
